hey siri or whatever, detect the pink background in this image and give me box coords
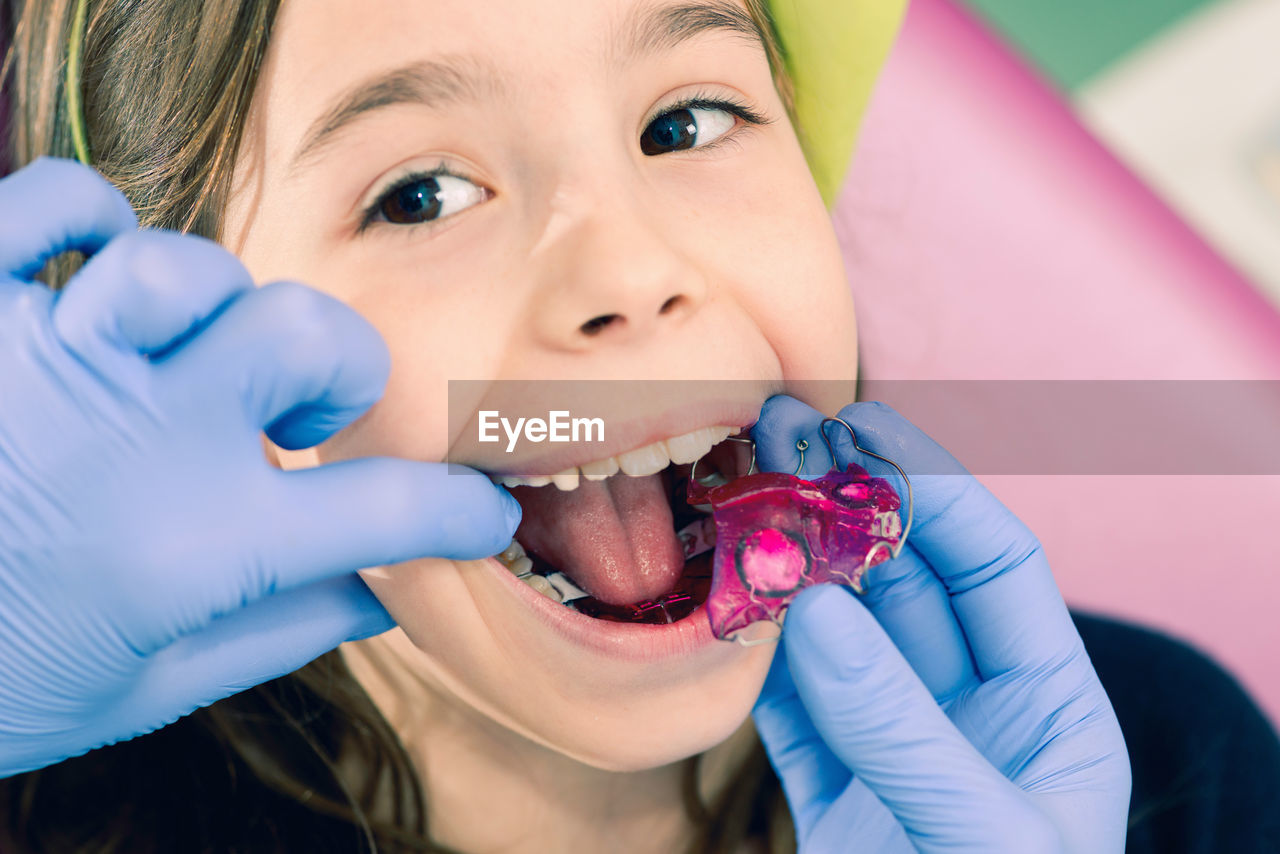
[837,0,1280,720]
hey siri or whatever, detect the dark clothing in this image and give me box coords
[1073,612,1280,854]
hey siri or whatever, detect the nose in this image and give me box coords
[526,185,709,351]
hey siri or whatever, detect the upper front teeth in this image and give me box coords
[663,426,735,464]
[498,424,736,491]
[579,456,619,481]
[616,442,669,476]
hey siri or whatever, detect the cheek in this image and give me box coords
[725,208,859,386]
[234,204,526,467]
[309,278,515,465]
[702,135,859,384]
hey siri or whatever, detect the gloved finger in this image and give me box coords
[752,396,977,698]
[752,394,842,478]
[52,230,253,370]
[117,574,392,737]
[157,280,388,450]
[753,638,853,831]
[858,548,977,701]
[0,157,137,281]
[831,401,1079,680]
[808,781,913,853]
[754,651,911,853]
[785,585,1058,854]
[240,458,520,599]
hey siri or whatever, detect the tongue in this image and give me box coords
[513,474,686,606]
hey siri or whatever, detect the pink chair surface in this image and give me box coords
[836,0,1280,720]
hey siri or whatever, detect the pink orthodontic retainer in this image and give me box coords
[684,417,914,646]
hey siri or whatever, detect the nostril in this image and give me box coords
[659,295,682,315]
[580,314,621,336]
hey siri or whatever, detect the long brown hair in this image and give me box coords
[0,1,798,851]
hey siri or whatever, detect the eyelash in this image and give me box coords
[357,93,774,234]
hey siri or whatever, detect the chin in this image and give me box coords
[535,650,773,773]
[361,545,775,773]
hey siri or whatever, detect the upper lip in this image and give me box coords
[453,393,771,477]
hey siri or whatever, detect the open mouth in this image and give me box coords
[492,426,753,625]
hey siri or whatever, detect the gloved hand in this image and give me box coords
[750,396,1131,853]
[0,158,520,778]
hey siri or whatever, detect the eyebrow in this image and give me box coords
[288,0,768,172]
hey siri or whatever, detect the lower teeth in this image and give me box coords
[523,573,561,602]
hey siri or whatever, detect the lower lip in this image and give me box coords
[485,557,720,662]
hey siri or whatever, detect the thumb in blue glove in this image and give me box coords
[750,395,1131,853]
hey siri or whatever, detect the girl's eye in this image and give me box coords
[640,104,738,156]
[365,171,488,229]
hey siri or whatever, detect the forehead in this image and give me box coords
[266,0,763,116]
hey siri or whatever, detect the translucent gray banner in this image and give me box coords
[446,380,1280,475]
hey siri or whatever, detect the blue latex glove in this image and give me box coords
[750,396,1131,853]
[0,158,521,777]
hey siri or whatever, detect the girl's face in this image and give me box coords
[225,0,858,772]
